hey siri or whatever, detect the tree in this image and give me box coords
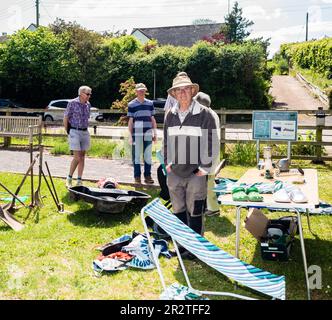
[0,27,79,106]
[220,1,253,43]
[49,18,104,84]
[202,32,228,45]
[192,18,217,25]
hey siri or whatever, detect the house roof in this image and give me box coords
[131,23,223,47]
[26,23,38,31]
[0,23,37,44]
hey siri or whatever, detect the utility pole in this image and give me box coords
[153,70,156,100]
[36,0,40,27]
[228,0,230,14]
[305,12,308,41]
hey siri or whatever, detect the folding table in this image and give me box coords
[217,168,319,300]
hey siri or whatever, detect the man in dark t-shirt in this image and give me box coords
[127,83,157,184]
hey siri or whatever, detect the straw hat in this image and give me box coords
[135,83,147,91]
[167,74,199,98]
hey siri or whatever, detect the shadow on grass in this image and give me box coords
[205,215,235,237]
[60,192,138,228]
[66,205,138,228]
[160,230,332,300]
[170,257,264,300]
[58,185,159,229]
[249,236,332,300]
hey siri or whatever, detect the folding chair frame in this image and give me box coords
[141,206,257,300]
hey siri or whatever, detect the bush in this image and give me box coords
[271,52,289,75]
[272,131,326,157]
[0,28,273,110]
[228,142,257,166]
[281,38,332,79]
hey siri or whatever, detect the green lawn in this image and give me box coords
[0,164,331,300]
[3,136,163,162]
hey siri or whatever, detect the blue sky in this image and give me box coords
[0,0,331,57]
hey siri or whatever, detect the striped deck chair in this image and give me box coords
[141,198,286,300]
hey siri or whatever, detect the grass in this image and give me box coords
[290,67,332,92]
[0,163,331,300]
[2,136,163,161]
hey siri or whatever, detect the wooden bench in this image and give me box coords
[0,116,43,211]
[0,116,42,147]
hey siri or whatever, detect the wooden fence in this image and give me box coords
[1,108,332,162]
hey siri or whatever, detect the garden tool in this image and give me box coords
[41,167,62,212]
[29,130,34,206]
[34,144,44,207]
[9,154,39,211]
[0,202,24,231]
[0,182,27,208]
[43,162,71,214]
[45,161,65,213]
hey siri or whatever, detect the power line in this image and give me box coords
[40,2,53,21]
[305,12,308,41]
[36,8,332,21]
[42,0,223,9]
[0,3,35,19]
[296,24,305,43]
[36,0,40,27]
[41,0,332,12]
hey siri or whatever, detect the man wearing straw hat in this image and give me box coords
[163,73,219,257]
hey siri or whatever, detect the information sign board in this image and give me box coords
[252,111,298,141]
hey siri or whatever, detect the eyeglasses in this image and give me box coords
[174,86,191,93]
[84,92,92,96]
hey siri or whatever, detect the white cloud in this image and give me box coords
[308,6,322,22]
[250,21,332,58]
[243,5,271,20]
[6,5,23,31]
[243,5,283,21]
[273,8,282,19]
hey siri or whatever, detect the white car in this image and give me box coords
[44,99,102,122]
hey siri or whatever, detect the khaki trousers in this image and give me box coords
[167,171,207,217]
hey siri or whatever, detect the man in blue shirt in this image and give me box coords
[127,83,157,184]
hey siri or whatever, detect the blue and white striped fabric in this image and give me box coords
[143,198,286,300]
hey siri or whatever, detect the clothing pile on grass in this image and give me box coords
[93,231,171,275]
[213,178,332,215]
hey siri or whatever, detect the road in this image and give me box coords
[269,75,331,126]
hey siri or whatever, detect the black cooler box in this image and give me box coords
[260,217,298,261]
